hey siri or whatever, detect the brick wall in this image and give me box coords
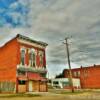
[0,38,18,82]
[63,65,100,89]
[80,66,100,89]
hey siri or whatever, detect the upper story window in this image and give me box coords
[39,51,44,66]
[20,49,25,65]
[78,71,80,77]
[66,71,69,75]
[29,49,36,67]
[73,71,80,77]
[73,72,77,77]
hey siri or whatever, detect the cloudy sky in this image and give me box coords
[0,0,100,78]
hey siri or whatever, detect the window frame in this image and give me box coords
[29,49,36,67]
[20,48,26,66]
[39,51,44,67]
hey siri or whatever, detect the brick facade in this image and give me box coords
[63,65,100,89]
[0,34,48,93]
[0,38,18,82]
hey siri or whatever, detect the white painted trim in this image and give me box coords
[17,64,47,73]
[20,47,26,53]
[28,48,36,54]
[39,51,44,67]
[20,48,26,65]
[31,48,35,52]
[17,38,46,49]
[28,48,36,68]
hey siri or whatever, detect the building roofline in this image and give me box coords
[0,34,48,49]
[63,64,100,71]
[16,34,48,47]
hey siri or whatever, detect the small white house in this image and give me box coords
[49,78,81,89]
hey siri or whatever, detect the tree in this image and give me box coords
[55,73,64,78]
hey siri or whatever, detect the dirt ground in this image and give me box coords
[0,91,100,100]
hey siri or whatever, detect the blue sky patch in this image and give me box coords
[0,0,30,27]
[0,0,17,9]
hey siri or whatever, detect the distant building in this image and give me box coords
[49,78,81,89]
[0,34,48,93]
[63,64,100,89]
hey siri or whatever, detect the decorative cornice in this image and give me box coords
[17,39,47,49]
[16,34,48,49]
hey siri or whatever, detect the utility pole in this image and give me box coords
[64,37,74,93]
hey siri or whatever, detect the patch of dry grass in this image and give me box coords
[0,93,40,98]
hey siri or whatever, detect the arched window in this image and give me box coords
[20,49,25,65]
[39,51,44,67]
[29,49,36,67]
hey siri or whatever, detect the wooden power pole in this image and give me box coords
[64,37,74,92]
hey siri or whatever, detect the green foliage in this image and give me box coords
[55,73,64,78]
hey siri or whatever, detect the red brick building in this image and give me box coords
[63,65,100,89]
[0,34,48,93]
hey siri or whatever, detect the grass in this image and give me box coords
[0,93,41,98]
[48,88,100,95]
[59,91,85,95]
[48,89,86,95]
[0,89,100,98]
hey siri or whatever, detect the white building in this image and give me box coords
[49,78,81,89]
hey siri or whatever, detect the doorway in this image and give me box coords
[29,81,33,92]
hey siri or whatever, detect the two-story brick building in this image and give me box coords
[63,64,100,89]
[0,34,48,93]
